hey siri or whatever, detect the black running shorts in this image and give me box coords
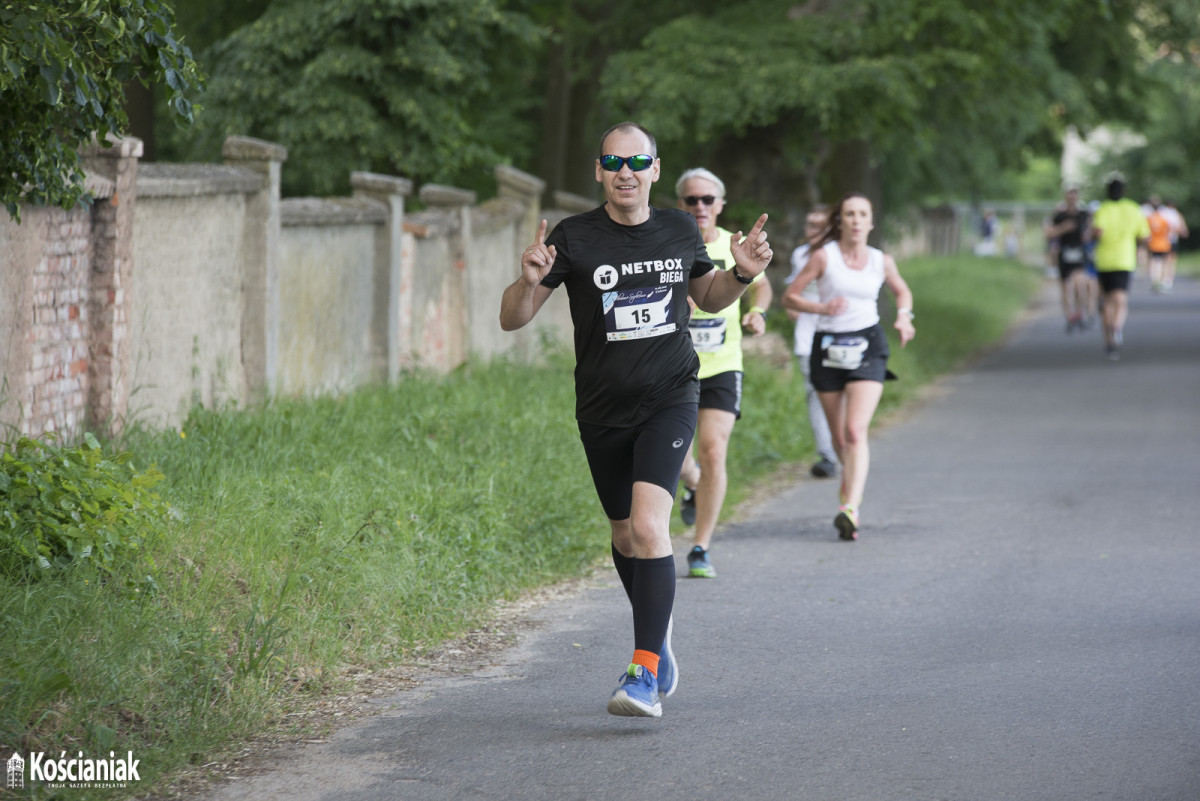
[1057,261,1084,282]
[1097,270,1132,294]
[809,324,891,392]
[577,402,698,521]
[698,370,743,419]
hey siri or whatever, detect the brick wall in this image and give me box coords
[25,206,93,436]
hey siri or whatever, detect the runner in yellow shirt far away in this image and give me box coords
[1089,175,1149,361]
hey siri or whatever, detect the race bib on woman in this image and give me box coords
[821,334,868,370]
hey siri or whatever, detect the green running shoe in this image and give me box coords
[686,545,716,578]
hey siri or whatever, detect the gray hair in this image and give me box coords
[674,167,725,199]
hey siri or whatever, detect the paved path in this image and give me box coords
[198,275,1200,801]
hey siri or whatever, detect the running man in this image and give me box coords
[499,121,772,717]
[1161,199,1189,293]
[1044,187,1092,332]
[1145,195,1172,293]
[1089,176,1149,361]
[674,167,773,579]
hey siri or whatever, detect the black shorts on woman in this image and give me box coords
[808,323,891,392]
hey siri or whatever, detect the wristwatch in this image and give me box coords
[731,265,754,285]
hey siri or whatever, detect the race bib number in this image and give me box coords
[688,318,727,352]
[604,286,676,341]
[821,334,868,370]
[1061,246,1084,264]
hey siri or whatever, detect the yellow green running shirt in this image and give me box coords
[1092,198,1151,272]
[688,228,764,379]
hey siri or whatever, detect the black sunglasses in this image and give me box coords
[599,154,655,172]
[682,195,719,207]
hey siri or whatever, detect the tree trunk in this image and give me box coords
[538,38,572,206]
[122,78,156,161]
[827,138,884,246]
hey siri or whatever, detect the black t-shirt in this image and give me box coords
[1053,208,1090,264]
[541,205,715,427]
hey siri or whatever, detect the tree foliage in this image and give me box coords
[599,0,1200,219]
[520,0,729,200]
[130,0,271,161]
[187,0,546,198]
[0,0,203,221]
[8,0,1195,232]
[1101,52,1200,242]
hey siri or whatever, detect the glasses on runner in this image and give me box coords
[599,154,655,172]
[683,195,719,207]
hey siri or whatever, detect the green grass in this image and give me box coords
[0,254,1039,799]
[1175,250,1200,277]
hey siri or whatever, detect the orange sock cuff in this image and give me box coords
[632,649,660,677]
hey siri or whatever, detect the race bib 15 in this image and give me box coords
[604,286,676,342]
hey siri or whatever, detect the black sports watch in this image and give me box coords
[730,265,754,285]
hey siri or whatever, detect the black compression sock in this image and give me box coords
[611,543,635,602]
[631,554,675,655]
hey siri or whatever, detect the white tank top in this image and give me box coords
[816,241,884,332]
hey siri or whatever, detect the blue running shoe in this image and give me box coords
[607,664,661,717]
[657,616,678,698]
[687,545,716,578]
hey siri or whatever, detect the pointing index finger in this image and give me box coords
[748,213,768,239]
[536,219,548,246]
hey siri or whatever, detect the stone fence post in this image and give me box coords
[495,164,546,253]
[351,172,413,384]
[418,184,476,371]
[223,135,287,403]
[474,166,550,362]
[81,135,142,435]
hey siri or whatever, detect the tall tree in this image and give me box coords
[125,0,272,161]
[525,0,728,202]
[598,0,1200,234]
[0,0,202,221]
[1102,51,1200,236]
[185,0,546,198]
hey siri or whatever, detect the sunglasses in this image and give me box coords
[682,195,719,207]
[599,154,655,172]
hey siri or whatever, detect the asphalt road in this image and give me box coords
[197,273,1200,801]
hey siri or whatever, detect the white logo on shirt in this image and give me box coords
[594,264,618,290]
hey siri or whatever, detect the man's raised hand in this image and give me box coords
[521,220,557,285]
[730,213,772,277]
